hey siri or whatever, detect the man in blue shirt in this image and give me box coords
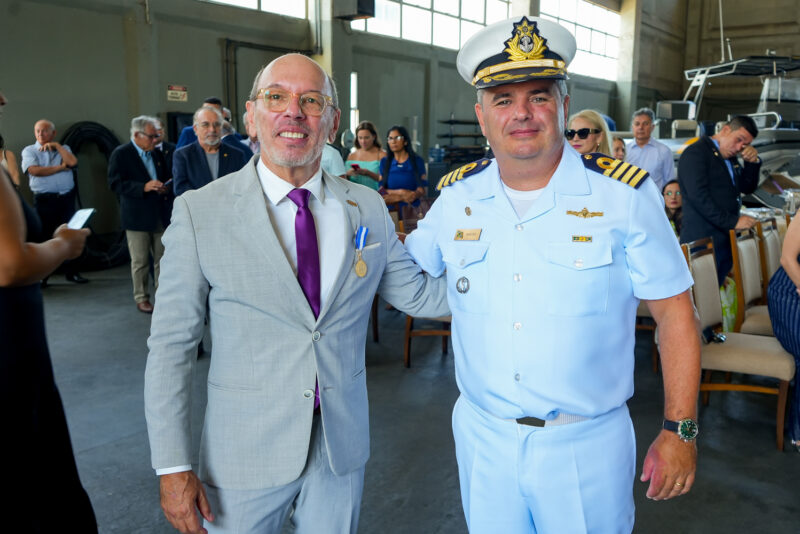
[625,107,675,191]
[405,16,701,533]
[21,119,88,284]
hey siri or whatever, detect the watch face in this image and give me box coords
[678,419,699,440]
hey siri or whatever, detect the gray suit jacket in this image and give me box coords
[144,158,448,490]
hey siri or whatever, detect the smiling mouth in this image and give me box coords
[280,132,307,139]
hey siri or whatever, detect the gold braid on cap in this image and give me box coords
[470,17,566,86]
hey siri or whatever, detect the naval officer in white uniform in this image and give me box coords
[405,16,701,533]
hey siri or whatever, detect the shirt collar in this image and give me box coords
[256,157,325,206]
[130,139,150,159]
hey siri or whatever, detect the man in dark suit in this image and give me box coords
[679,115,761,285]
[108,116,173,313]
[172,106,251,196]
[153,118,176,178]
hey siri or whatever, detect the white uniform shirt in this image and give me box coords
[405,147,692,420]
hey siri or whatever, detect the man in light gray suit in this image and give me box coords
[144,54,449,534]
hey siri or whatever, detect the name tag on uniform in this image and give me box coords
[572,235,592,243]
[454,229,482,241]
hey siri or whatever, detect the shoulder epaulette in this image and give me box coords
[436,158,492,191]
[581,153,649,189]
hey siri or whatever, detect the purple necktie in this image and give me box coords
[287,188,321,408]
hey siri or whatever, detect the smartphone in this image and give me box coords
[67,208,96,230]
[350,163,360,170]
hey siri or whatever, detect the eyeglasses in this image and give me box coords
[565,128,601,140]
[256,88,334,116]
[664,191,681,197]
[196,121,222,129]
[136,132,159,140]
[387,135,404,141]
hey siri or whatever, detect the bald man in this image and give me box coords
[21,119,88,284]
[145,53,448,534]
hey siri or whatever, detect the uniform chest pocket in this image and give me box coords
[545,242,612,316]
[441,241,490,313]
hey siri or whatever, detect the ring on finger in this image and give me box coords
[674,481,684,487]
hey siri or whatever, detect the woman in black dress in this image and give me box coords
[0,168,97,531]
[767,215,800,451]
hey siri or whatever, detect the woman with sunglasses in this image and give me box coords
[380,125,426,209]
[566,110,611,156]
[662,179,682,237]
[346,121,385,191]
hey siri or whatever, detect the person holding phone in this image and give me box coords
[108,115,173,314]
[0,164,96,532]
[345,121,385,190]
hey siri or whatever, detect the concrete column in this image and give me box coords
[512,0,540,16]
[615,0,642,129]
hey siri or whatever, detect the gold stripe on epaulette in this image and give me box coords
[610,161,630,180]
[436,171,454,191]
[627,168,649,189]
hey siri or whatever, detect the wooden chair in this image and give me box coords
[403,315,451,368]
[684,238,795,450]
[400,197,450,367]
[729,228,772,335]
[756,218,782,299]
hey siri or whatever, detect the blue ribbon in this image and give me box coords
[355,226,368,250]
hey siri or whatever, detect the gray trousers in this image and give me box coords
[204,414,364,534]
[126,230,164,303]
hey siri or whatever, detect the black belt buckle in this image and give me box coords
[516,416,546,427]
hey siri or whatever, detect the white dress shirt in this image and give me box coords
[155,157,347,476]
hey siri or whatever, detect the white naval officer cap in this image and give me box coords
[457,15,577,89]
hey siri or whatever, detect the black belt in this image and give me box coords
[516,416,546,427]
[34,191,72,199]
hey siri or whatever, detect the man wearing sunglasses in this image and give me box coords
[405,16,700,533]
[145,53,448,534]
[108,116,173,313]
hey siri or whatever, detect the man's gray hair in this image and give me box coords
[194,105,223,125]
[632,107,655,123]
[248,54,339,110]
[130,115,158,138]
[37,119,56,131]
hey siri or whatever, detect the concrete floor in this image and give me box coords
[42,265,798,533]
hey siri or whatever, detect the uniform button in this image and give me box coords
[574,258,584,268]
[514,373,520,381]
[513,273,522,282]
[312,331,321,341]
[460,259,465,266]
[515,224,523,231]
[513,322,522,330]
[303,389,314,399]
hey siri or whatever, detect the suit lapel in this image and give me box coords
[128,142,152,181]
[233,165,317,327]
[317,173,360,323]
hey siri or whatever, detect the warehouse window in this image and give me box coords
[199,0,306,18]
[350,0,512,49]
[539,0,619,81]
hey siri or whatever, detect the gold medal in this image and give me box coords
[355,250,367,277]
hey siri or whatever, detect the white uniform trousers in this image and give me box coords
[203,414,364,534]
[453,396,635,534]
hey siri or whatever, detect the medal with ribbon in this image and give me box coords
[355,226,368,278]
